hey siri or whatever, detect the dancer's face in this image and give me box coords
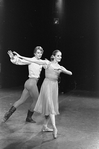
[34,49,43,59]
[54,51,62,62]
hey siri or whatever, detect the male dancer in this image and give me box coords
[3,46,44,123]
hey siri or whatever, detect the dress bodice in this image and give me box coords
[45,63,60,80]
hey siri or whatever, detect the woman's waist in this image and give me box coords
[45,77,58,81]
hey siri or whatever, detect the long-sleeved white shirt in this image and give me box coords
[11,56,42,79]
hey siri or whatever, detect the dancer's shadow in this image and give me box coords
[0,120,58,149]
[0,122,15,137]
[2,131,58,149]
[0,121,25,134]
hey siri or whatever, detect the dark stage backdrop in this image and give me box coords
[1,0,99,93]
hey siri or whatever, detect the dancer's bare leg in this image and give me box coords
[41,115,53,132]
[50,114,58,139]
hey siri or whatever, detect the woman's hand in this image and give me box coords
[13,51,22,58]
[7,50,14,59]
[68,71,72,75]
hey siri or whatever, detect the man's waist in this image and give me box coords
[29,76,39,79]
[28,74,40,78]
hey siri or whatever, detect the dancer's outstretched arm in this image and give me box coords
[60,66,72,75]
[8,50,30,65]
[13,51,34,61]
[13,51,48,65]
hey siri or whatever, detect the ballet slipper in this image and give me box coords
[41,125,53,132]
[53,127,58,139]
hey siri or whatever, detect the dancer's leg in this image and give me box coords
[50,114,58,139]
[13,88,30,108]
[42,115,53,132]
[29,83,39,111]
[3,88,29,122]
[25,78,38,122]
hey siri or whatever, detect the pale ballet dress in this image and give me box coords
[34,62,61,116]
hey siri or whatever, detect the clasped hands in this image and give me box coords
[7,50,22,59]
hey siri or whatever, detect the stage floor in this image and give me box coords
[0,88,99,149]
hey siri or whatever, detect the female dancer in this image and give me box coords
[14,50,72,138]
